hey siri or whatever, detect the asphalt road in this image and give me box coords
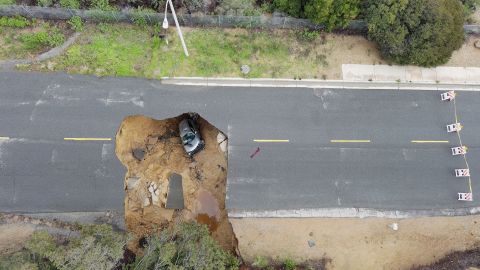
[0,71,479,214]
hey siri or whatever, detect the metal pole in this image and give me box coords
[167,0,189,57]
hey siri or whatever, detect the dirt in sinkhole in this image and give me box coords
[115,114,235,253]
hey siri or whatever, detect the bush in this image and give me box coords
[272,0,305,17]
[37,0,52,7]
[215,0,259,15]
[461,0,479,14]
[252,255,269,268]
[284,258,297,270]
[0,16,30,28]
[59,0,80,9]
[19,25,65,50]
[0,0,15,5]
[46,224,126,270]
[304,0,360,31]
[131,222,240,270]
[68,15,84,31]
[364,0,465,67]
[89,0,111,11]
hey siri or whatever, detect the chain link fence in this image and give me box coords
[0,5,370,31]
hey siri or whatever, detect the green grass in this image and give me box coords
[0,18,68,60]
[23,23,334,79]
[0,0,15,5]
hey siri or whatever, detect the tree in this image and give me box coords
[364,0,465,67]
[273,0,360,31]
[25,224,126,270]
[131,222,239,270]
[304,0,360,31]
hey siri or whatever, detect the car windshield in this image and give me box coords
[182,132,195,143]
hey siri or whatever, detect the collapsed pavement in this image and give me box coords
[115,114,236,252]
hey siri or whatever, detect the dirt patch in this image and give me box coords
[0,223,35,255]
[115,114,235,253]
[446,35,480,67]
[231,216,480,270]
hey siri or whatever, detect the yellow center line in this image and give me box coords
[330,140,371,143]
[411,140,449,143]
[64,138,112,141]
[253,139,290,143]
[0,136,10,140]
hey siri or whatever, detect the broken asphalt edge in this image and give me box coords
[161,77,480,91]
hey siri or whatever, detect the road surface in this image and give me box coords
[0,71,478,215]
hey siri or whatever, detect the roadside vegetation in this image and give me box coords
[21,23,381,79]
[0,16,72,60]
[0,222,241,270]
[1,0,479,73]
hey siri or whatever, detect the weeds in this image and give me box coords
[37,0,52,7]
[0,16,30,28]
[252,256,269,268]
[0,0,15,5]
[68,15,84,31]
[297,29,320,42]
[59,0,80,8]
[19,25,65,50]
[284,258,297,270]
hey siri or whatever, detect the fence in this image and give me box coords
[0,5,369,31]
[0,5,478,33]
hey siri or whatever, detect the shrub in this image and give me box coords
[304,0,360,31]
[297,29,320,41]
[46,224,126,270]
[131,222,240,270]
[252,255,269,268]
[37,0,52,7]
[19,26,65,50]
[68,15,84,31]
[59,0,80,9]
[272,0,305,17]
[364,0,465,67]
[215,0,259,15]
[0,16,30,28]
[284,258,297,270]
[0,0,15,5]
[89,0,111,11]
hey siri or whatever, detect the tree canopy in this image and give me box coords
[363,0,465,67]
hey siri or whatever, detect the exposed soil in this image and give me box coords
[115,114,235,253]
[446,35,480,67]
[231,216,480,270]
[0,223,35,255]
[411,248,480,270]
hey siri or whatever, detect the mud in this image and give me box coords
[115,114,235,252]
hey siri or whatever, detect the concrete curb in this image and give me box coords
[161,77,480,91]
[0,32,81,71]
[228,206,480,219]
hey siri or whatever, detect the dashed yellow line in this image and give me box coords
[0,136,10,140]
[330,139,371,143]
[411,140,449,144]
[64,138,111,141]
[253,139,290,143]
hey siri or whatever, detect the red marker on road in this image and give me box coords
[250,147,260,158]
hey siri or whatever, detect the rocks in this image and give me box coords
[147,182,160,205]
[308,240,316,247]
[126,177,140,190]
[219,140,227,153]
[388,223,399,231]
[217,132,226,143]
[132,148,145,160]
[217,132,228,153]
